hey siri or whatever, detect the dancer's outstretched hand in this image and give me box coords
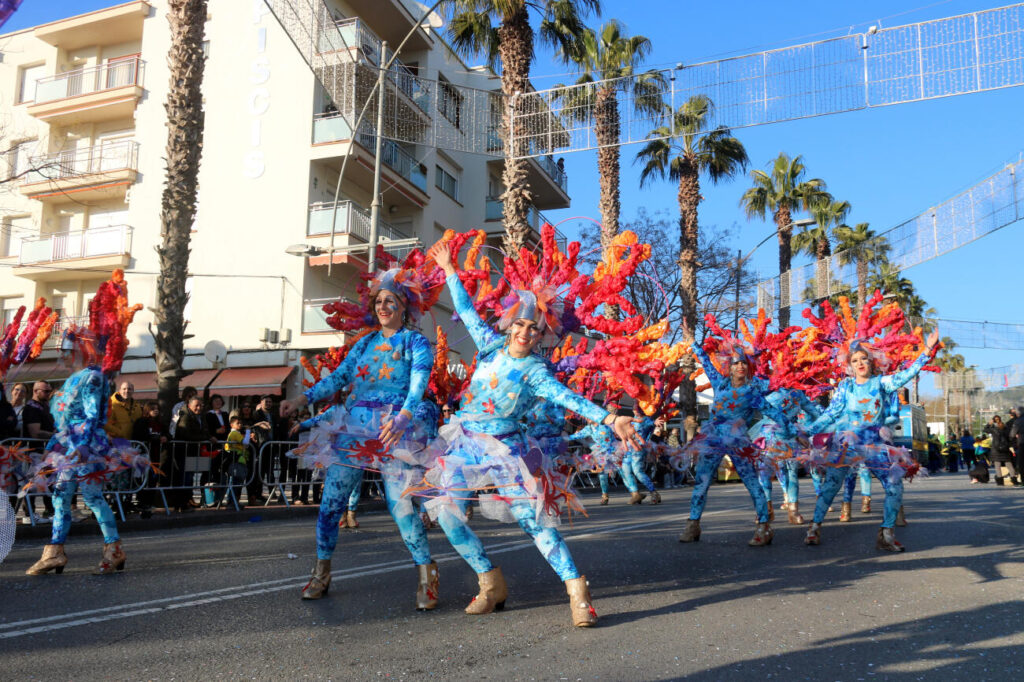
[379,409,412,450]
[280,395,307,418]
[427,240,455,276]
[608,415,645,451]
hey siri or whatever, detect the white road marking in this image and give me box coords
[0,512,701,639]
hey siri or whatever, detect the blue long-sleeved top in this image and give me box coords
[568,423,618,453]
[526,398,566,439]
[303,327,432,417]
[694,344,792,437]
[806,352,930,435]
[446,273,609,436]
[766,388,821,428]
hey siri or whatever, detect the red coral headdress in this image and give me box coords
[429,326,475,408]
[801,290,941,380]
[700,310,799,382]
[0,297,59,377]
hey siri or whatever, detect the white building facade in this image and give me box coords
[0,0,570,401]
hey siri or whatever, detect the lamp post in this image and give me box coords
[732,218,814,331]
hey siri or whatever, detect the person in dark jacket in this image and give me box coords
[173,397,216,510]
[985,415,1017,485]
[959,429,976,471]
[133,401,168,512]
[1010,407,1024,487]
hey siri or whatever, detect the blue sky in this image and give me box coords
[6,1,1022,395]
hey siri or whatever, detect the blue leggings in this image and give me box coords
[316,463,431,564]
[813,463,902,527]
[345,470,362,511]
[51,472,119,545]
[758,459,800,504]
[598,471,612,495]
[618,460,640,493]
[842,463,872,503]
[810,467,823,495]
[690,450,770,523]
[624,451,656,493]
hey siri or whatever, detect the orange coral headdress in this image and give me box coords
[0,297,59,377]
[63,269,142,375]
[428,326,475,408]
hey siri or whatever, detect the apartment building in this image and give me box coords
[0,0,570,400]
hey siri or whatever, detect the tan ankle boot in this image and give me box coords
[564,576,598,627]
[876,527,905,552]
[416,562,439,611]
[649,490,662,505]
[861,496,872,513]
[599,494,609,506]
[678,519,701,542]
[628,491,644,505]
[302,559,332,599]
[93,541,126,575]
[748,522,773,546]
[839,502,852,522]
[345,510,359,528]
[465,567,507,614]
[895,505,907,527]
[787,501,805,525]
[804,522,822,545]
[26,544,67,575]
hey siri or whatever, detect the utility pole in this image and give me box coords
[734,249,742,331]
[367,40,388,274]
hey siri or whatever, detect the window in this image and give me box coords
[435,165,459,201]
[1,302,23,328]
[7,139,36,181]
[437,75,463,130]
[17,63,46,103]
[2,216,33,259]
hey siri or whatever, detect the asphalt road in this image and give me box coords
[2,473,1022,681]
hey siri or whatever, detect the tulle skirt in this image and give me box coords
[801,426,922,484]
[20,428,150,496]
[682,417,759,466]
[407,417,585,528]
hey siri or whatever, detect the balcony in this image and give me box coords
[334,1,433,52]
[47,315,91,349]
[14,225,133,281]
[359,133,427,192]
[312,112,354,144]
[484,198,566,248]
[34,1,149,51]
[307,200,408,240]
[302,297,355,334]
[20,141,139,203]
[27,58,144,125]
[487,149,570,210]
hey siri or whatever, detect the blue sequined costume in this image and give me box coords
[300,327,434,563]
[805,352,930,528]
[685,346,792,524]
[753,388,820,506]
[419,274,611,581]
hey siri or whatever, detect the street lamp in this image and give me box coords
[732,218,815,330]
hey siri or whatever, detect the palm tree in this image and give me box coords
[442,0,600,254]
[793,198,847,305]
[635,94,748,433]
[739,153,829,328]
[553,20,661,250]
[154,0,208,423]
[868,261,914,307]
[834,222,889,311]
[935,338,966,434]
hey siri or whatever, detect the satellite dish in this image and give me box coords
[412,1,444,28]
[204,339,228,366]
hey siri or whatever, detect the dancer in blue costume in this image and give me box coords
[422,242,640,627]
[753,387,820,525]
[281,262,441,608]
[679,344,792,546]
[803,329,939,551]
[568,413,631,505]
[626,413,662,504]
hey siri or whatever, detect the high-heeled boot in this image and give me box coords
[302,559,331,599]
[895,505,907,527]
[345,510,359,528]
[599,493,609,506]
[787,501,805,525]
[861,496,872,513]
[876,527,905,552]
[748,522,773,546]
[26,544,67,575]
[767,500,774,522]
[804,522,822,545]
[839,502,852,522]
[415,562,439,611]
[564,576,598,627]
[93,541,126,575]
[628,491,646,505]
[465,567,507,614]
[678,519,701,542]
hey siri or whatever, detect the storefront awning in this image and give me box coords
[119,366,296,399]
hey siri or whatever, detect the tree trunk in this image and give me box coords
[154,0,207,424]
[815,237,830,313]
[677,156,701,426]
[774,204,793,329]
[856,257,868,312]
[498,7,534,256]
[595,85,621,319]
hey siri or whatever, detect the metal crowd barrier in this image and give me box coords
[144,440,259,514]
[2,437,150,527]
[256,440,385,508]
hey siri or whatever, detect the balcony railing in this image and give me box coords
[484,199,566,247]
[318,18,429,110]
[24,140,139,183]
[49,315,90,348]
[18,225,133,265]
[302,297,355,333]
[308,201,409,241]
[535,154,568,194]
[33,57,144,104]
[312,112,354,143]
[358,132,427,192]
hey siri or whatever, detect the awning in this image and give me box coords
[119,366,296,399]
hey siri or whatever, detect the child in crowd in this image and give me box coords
[223,415,250,506]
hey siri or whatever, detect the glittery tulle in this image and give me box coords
[800,427,924,485]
